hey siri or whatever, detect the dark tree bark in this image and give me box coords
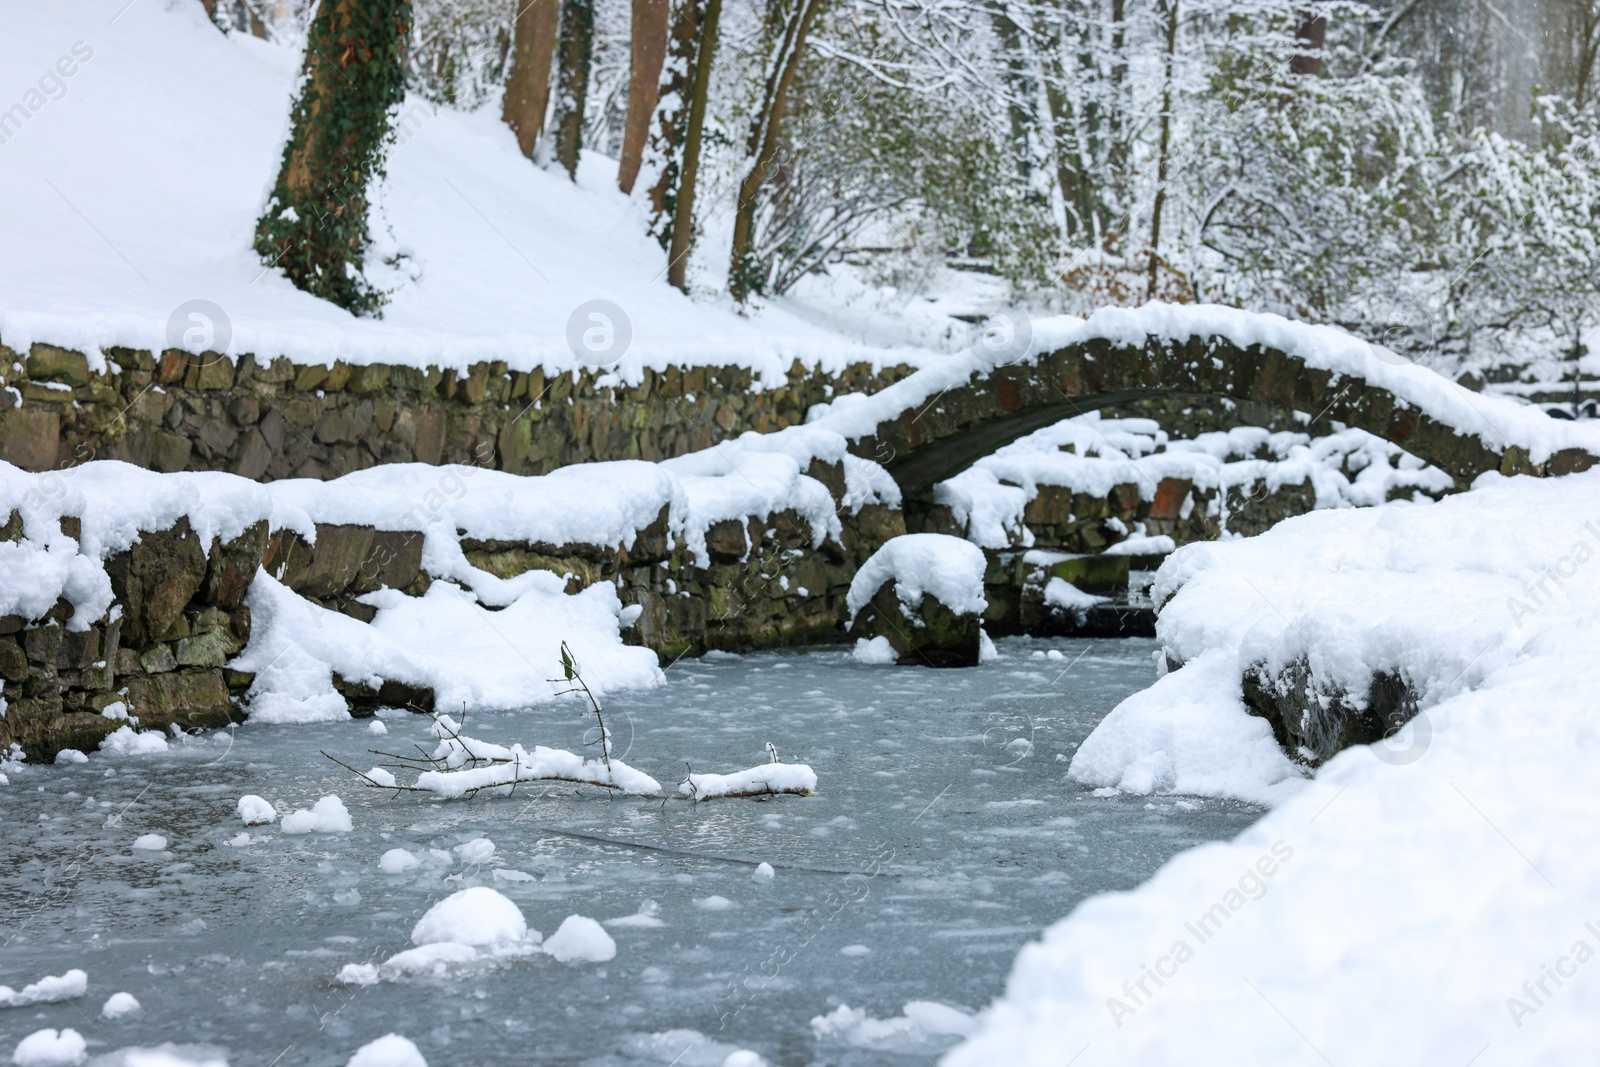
[1290,9,1327,75]
[503,0,561,159]
[664,0,722,289]
[727,0,828,302]
[1147,0,1179,298]
[553,0,597,178]
[252,0,411,315]
[618,0,670,193]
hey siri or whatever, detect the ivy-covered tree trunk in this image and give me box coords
[553,0,596,178]
[253,0,411,316]
[503,0,561,159]
[643,0,722,290]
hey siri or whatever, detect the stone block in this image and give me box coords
[26,344,90,386]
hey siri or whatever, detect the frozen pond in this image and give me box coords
[1,637,1263,1066]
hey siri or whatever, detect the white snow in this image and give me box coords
[811,1001,975,1050]
[97,726,168,756]
[955,468,1600,1065]
[751,862,776,883]
[345,1035,427,1067]
[411,887,528,949]
[1042,578,1108,615]
[368,720,389,736]
[541,916,617,964]
[0,970,86,1008]
[453,838,495,864]
[808,302,1600,468]
[846,534,989,620]
[278,796,352,834]
[0,2,938,381]
[379,849,421,874]
[52,750,87,765]
[132,834,167,851]
[9,1029,85,1067]
[850,636,897,664]
[100,991,140,1018]
[694,896,735,912]
[680,763,818,800]
[235,795,276,825]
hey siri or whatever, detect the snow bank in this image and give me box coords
[0,969,86,1008]
[0,2,938,380]
[97,727,168,756]
[847,535,989,619]
[954,469,1600,1065]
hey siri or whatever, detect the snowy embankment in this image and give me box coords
[0,422,895,723]
[950,469,1600,1065]
[808,302,1600,467]
[0,2,934,380]
[934,411,1453,548]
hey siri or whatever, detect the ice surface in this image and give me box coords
[0,639,1255,1064]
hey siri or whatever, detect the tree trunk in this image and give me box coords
[503,0,561,158]
[644,0,702,237]
[1147,0,1178,299]
[618,0,670,193]
[664,0,722,290]
[1290,9,1327,75]
[1105,0,1128,245]
[252,0,411,315]
[553,0,597,178]
[726,0,828,303]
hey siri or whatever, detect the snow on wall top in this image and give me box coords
[0,1,935,384]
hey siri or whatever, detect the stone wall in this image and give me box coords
[0,340,911,477]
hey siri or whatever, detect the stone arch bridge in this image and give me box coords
[839,330,1599,505]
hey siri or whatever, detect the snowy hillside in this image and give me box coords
[0,1,933,377]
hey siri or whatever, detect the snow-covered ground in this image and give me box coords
[0,2,937,379]
[950,468,1600,1065]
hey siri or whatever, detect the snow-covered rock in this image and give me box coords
[278,796,352,834]
[541,916,616,964]
[235,795,276,825]
[411,887,529,949]
[345,1034,427,1067]
[10,1028,86,1067]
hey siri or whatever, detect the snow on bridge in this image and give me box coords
[809,304,1600,499]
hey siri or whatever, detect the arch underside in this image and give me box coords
[845,338,1596,504]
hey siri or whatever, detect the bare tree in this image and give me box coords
[619,0,670,193]
[503,0,561,159]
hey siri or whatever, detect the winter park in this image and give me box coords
[2,1,1599,1065]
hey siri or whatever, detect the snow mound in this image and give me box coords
[0,969,87,1008]
[847,534,988,620]
[132,834,168,851]
[97,727,168,756]
[811,1001,975,1050]
[411,887,528,948]
[10,1028,85,1067]
[681,763,817,799]
[53,750,87,765]
[541,916,616,964]
[279,796,352,834]
[379,849,421,874]
[235,795,275,825]
[850,636,896,664]
[346,1035,428,1067]
[100,991,140,1018]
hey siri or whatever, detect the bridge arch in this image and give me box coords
[836,324,1599,503]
